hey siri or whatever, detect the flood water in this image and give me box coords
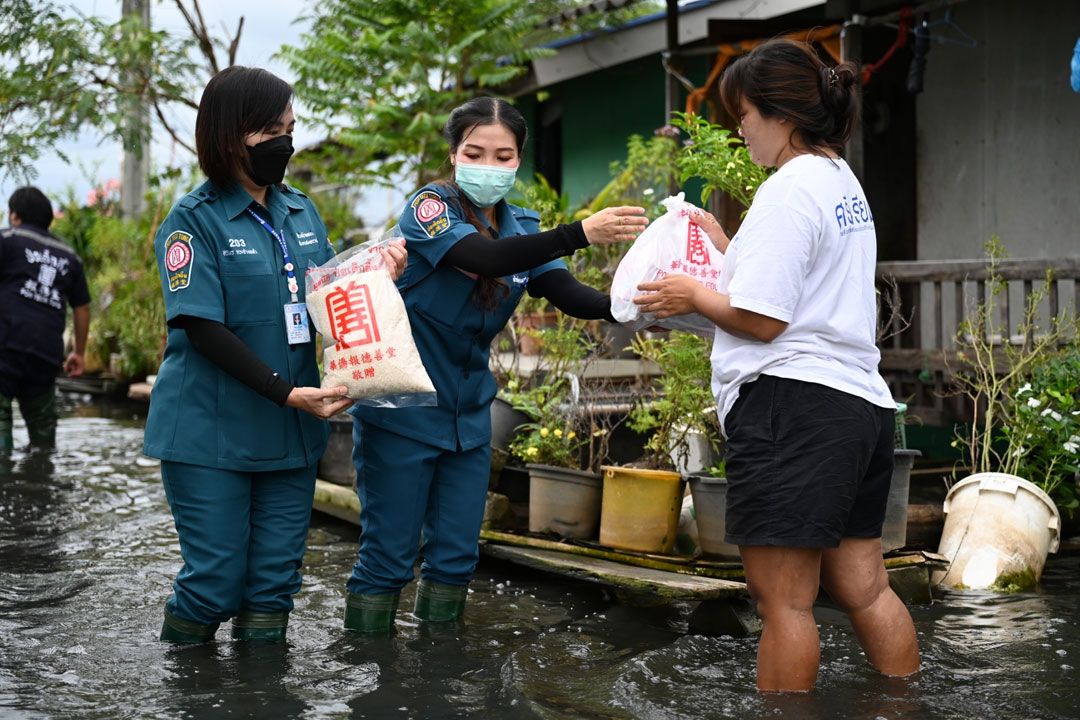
[2,401,1079,719]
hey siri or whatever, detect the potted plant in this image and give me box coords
[936,238,1078,591]
[595,331,714,555]
[502,315,605,540]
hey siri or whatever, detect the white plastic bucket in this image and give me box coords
[934,472,1061,590]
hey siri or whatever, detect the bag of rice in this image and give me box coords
[609,193,724,336]
[305,229,437,408]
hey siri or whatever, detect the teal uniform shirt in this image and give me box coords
[354,183,563,452]
[144,181,335,471]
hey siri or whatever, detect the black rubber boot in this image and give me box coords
[20,389,57,450]
[160,608,218,644]
[343,592,399,634]
[413,579,467,623]
[232,611,289,642]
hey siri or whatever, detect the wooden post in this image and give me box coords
[665,0,680,122]
[121,0,150,219]
[840,13,865,181]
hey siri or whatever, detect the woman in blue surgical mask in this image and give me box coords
[342,96,648,633]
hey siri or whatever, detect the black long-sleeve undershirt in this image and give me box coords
[438,221,614,321]
[171,316,293,407]
[527,268,616,322]
[440,222,589,277]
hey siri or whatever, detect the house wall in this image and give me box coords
[916,0,1080,261]
[520,53,713,206]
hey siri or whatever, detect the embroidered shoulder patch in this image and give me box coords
[164,230,195,291]
[411,191,450,238]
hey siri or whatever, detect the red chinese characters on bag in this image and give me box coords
[304,231,437,406]
[686,222,711,266]
[325,281,381,350]
[610,193,725,335]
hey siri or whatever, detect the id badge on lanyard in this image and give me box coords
[247,208,311,345]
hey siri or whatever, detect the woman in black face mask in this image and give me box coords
[144,66,407,644]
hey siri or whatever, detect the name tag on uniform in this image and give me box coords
[284,303,311,345]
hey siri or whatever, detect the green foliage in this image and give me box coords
[592,131,680,219]
[513,173,572,230]
[672,112,770,211]
[628,331,715,470]
[1000,340,1080,516]
[951,237,1080,514]
[503,314,597,469]
[83,215,164,378]
[280,0,664,190]
[51,178,172,379]
[280,0,563,188]
[0,0,213,183]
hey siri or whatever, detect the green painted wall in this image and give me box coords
[517,52,711,207]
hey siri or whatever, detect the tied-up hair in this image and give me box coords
[440,97,528,311]
[195,66,294,190]
[720,39,859,156]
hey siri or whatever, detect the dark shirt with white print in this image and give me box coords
[0,224,90,366]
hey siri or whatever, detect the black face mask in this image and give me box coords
[245,134,294,187]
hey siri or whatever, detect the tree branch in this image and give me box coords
[152,100,195,155]
[173,0,218,75]
[226,16,244,67]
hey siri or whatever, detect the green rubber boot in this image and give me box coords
[0,394,13,453]
[160,609,218,644]
[20,389,57,450]
[344,592,399,634]
[413,579,467,623]
[232,611,289,642]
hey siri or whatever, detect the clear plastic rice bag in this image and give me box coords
[609,193,724,336]
[305,227,436,408]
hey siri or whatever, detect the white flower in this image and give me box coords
[1040,408,1064,422]
[1027,397,1042,409]
[1016,383,1033,396]
[642,188,655,196]
[1064,441,1080,455]
[1012,447,1027,457]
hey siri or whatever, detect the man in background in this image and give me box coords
[0,186,91,452]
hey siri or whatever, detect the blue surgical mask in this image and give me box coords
[455,163,517,207]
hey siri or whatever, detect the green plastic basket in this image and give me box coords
[894,402,908,450]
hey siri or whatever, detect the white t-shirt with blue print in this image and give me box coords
[710,154,894,436]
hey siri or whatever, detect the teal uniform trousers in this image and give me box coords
[347,183,562,596]
[145,181,334,640]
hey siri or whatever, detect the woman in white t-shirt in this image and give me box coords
[635,39,920,693]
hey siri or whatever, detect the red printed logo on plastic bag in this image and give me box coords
[325,281,381,350]
[686,222,711,266]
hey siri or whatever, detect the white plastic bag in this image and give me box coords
[305,227,437,408]
[610,193,724,336]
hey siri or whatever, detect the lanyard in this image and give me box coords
[246,208,299,302]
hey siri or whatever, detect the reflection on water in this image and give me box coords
[2,401,1080,719]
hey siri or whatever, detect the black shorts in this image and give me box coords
[723,374,895,549]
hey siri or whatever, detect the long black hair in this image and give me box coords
[440,97,528,310]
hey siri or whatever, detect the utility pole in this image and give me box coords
[664,0,680,122]
[120,0,150,219]
[840,6,865,181]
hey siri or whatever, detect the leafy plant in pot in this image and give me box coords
[502,315,604,540]
[937,238,1079,591]
[595,331,715,555]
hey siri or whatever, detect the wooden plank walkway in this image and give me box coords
[312,479,939,607]
[481,544,746,600]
